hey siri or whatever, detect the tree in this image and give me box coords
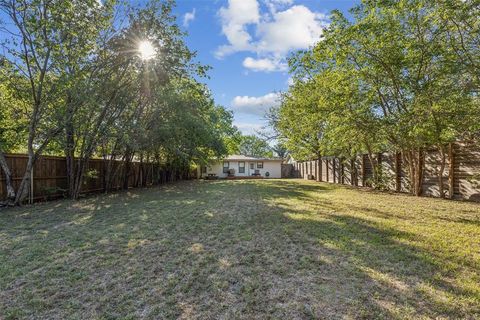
[0,62,28,204]
[0,0,239,204]
[238,135,273,158]
[0,0,111,204]
[275,80,324,161]
[345,0,478,196]
[275,0,480,195]
[272,143,288,158]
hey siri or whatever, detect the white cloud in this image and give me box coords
[231,92,281,116]
[216,0,260,58]
[215,0,328,71]
[263,0,294,13]
[256,5,327,54]
[242,57,287,72]
[183,8,196,27]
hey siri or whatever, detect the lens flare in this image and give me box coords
[138,40,156,60]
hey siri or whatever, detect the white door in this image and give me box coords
[249,162,255,176]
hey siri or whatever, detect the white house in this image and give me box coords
[200,155,283,179]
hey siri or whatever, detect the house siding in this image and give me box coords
[202,160,282,178]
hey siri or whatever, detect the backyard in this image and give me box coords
[1,179,479,319]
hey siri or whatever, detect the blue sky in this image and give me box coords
[173,0,360,135]
[0,0,359,136]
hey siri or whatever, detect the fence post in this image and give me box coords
[320,158,323,182]
[333,158,336,183]
[320,159,323,182]
[361,155,366,187]
[340,158,343,184]
[395,152,401,192]
[449,143,455,199]
[350,159,354,186]
[341,158,345,184]
[326,159,329,182]
[316,158,321,182]
[378,153,382,174]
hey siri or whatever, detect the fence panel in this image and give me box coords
[293,141,480,201]
[0,154,188,203]
[454,142,480,201]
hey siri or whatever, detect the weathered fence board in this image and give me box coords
[281,164,293,178]
[293,141,480,201]
[0,154,192,203]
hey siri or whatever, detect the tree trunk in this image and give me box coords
[64,94,77,199]
[71,158,87,200]
[14,157,34,205]
[404,149,419,196]
[365,143,382,188]
[416,149,425,196]
[407,148,425,197]
[366,153,376,187]
[107,159,121,191]
[0,151,16,205]
[65,121,76,198]
[14,126,62,205]
[103,154,116,192]
[146,154,152,186]
[137,153,144,187]
[123,148,133,190]
[102,155,108,192]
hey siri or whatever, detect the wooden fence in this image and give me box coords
[0,154,193,203]
[292,141,480,201]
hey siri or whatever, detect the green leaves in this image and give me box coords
[275,0,480,162]
[0,0,237,195]
[237,135,273,158]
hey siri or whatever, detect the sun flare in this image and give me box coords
[138,40,156,60]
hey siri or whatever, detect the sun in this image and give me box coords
[138,40,156,60]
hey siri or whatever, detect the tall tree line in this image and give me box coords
[0,0,238,205]
[272,0,480,197]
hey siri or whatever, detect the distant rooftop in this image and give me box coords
[224,154,283,161]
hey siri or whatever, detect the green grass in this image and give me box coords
[1,179,479,319]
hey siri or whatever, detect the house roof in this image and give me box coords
[224,154,284,161]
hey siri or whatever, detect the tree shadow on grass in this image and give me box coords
[239,180,479,319]
[0,180,478,319]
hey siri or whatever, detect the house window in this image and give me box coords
[250,162,255,169]
[223,161,229,173]
[257,162,264,169]
[201,166,207,173]
[239,162,245,173]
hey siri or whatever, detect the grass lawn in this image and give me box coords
[1,179,479,319]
